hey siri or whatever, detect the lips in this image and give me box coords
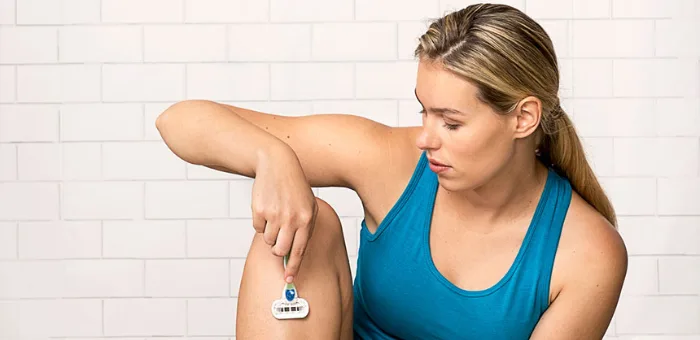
[428,158,449,167]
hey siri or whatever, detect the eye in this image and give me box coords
[443,123,459,130]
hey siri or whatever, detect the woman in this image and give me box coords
[157,3,627,339]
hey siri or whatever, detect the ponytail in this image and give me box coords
[537,107,617,228]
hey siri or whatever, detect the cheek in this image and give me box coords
[451,122,512,174]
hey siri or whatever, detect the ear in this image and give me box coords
[512,96,542,139]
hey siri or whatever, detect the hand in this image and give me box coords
[251,146,319,283]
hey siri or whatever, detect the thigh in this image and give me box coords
[236,198,354,340]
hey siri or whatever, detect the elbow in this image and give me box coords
[155,99,210,134]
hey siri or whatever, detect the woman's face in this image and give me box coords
[414,60,521,192]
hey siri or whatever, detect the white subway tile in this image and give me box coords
[599,177,656,216]
[0,0,15,24]
[186,63,269,101]
[17,143,61,181]
[573,59,613,97]
[615,296,700,334]
[572,99,655,137]
[0,27,57,64]
[573,0,610,18]
[526,0,574,19]
[229,180,253,218]
[186,0,268,23]
[187,219,255,258]
[145,181,229,219]
[16,0,60,24]
[145,260,229,296]
[620,257,658,295]
[355,0,439,20]
[270,0,353,22]
[103,141,187,180]
[0,144,16,180]
[614,59,699,97]
[103,64,185,102]
[62,143,101,180]
[613,138,657,176]
[62,182,143,220]
[103,220,186,258]
[61,0,101,24]
[0,105,59,142]
[103,298,186,336]
[398,99,422,127]
[311,100,399,126]
[17,65,101,103]
[18,221,101,259]
[539,20,570,58]
[228,24,311,61]
[271,63,354,100]
[340,217,358,257]
[0,222,16,259]
[61,103,143,142]
[655,98,700,137]
[398,22,429,60]
[0,299,102,338]
[612,0,691,18]
[102,0,184,23]
[659,257,700,294]
[658,178,700,215]
[356,62,418,99]
[230,259,245,297]
[573,20,654,58]
[0,66,14,102]
[228,101,314,117]
[0,183,59,220]
[0,261,61,298]
[312,23,396,61]
[654,138,700,176]
[145,25,226,62]
[59,26,142,63]
[619,217,700,255]
[317,187,364,217]
[655,19,700,57]
[580,137,614,177]
[62,260,144,298]
[187,298,236,336]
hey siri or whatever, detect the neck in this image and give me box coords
[440,154,549,232]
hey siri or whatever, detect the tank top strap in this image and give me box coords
[517,168,573,311]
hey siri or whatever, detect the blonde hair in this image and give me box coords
[415,3,617,227]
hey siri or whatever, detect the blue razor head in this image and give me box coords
[285,288,296,302]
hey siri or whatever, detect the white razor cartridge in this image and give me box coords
[271,282,309,319]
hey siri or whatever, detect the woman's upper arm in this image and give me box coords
[220,103,409,190]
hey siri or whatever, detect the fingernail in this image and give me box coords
[286,276,293,283]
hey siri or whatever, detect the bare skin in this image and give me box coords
[157,59,627,339]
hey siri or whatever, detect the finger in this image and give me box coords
[251,209,266,234]
[272,226,295,258]
[284,228,309,282]
[262,220,280,246]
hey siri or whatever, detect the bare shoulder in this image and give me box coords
[549,190,628,302]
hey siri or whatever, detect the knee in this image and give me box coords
[311,197,345,250]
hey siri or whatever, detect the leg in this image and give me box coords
[236,198,354,339]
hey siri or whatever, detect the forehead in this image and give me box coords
[415,60,480,109]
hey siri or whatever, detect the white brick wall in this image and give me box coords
[0,0,698,339]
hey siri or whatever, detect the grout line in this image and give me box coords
[99,0,102,22]
[656,258,661,293]
[184,220,188,258]
[268,0,271,22]
[141,25,145,62]
[14,143,18,180]
[652,20,657,57]
[185,299,189,336]
[142,259,146,295]
[183,63,187,99]
[101,299,105,335]
[56,28,59,62]
[13,65,18,102]
[100,220,104,258]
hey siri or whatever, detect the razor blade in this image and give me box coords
[271,282,309,319]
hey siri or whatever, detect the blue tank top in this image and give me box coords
[352,151,572,339]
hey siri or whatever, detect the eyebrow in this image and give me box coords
[414,88,464,115]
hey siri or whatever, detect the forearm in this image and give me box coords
[156,100,294,178]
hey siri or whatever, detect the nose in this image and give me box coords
[415,117,440,151]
